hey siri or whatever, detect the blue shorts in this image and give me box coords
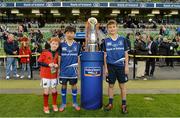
[59,78,78,85]
[107,64,128,84]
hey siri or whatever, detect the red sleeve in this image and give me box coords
[38,52,46,63]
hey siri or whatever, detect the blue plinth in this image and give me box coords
[80,51,104,110]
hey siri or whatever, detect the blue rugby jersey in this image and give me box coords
[103,36,128,67]
[59,41,81,79]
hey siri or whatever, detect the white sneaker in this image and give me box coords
[6,76,10,80]
[14,74,20,78]
[28,75,31,79]
[20,75,24,79]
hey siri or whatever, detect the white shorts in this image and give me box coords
[41,78,58,88]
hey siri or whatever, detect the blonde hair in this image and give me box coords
[107,20,117,27]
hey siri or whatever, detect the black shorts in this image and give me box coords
[106,64,128,84]
[59,78,78,85]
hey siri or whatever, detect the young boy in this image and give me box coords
[103,20,129,113]
[58,26,81,112]
[38,37,60,114]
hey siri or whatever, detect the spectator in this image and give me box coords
[145,35,158,78]
[134,33,148,79]
[159,37,169,67]
[176,26,180,36]
[45,38,51,50]
[31,43,42,68]
[19,37,32,79]
[4,34,20,80]
[166,39,176,67]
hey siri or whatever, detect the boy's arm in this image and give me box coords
[104,52,108,76]
[78,56,81,79]
[38,52,49,67]
[125,51,129,75]
[102,40,108,76]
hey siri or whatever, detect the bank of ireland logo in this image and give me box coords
[0,3,6,7]
[119,40,123,46]
[46,2,53,7]
[93,2,100,7]
[84,67,101,77]
[107,42,112,46]
[140,3,146,8]
[62,47,67,51]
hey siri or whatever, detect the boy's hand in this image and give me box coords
[105,68,108,77]
[54,64,59,68]
[125,66,129,75]
[48,63,54,68]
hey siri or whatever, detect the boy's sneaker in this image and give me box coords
[72,103,81,111]
[121,105,128,114]
[52,105,58,112]
[6,76,10,80]
[20,75,24,79]
[13,74,20,78]
[28,75,31,79]
[43,106,50,114]
[59,104,66,112]
[104,103,113,111]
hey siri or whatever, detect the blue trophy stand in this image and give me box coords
[80,51,104,110]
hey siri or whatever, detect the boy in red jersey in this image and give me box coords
[38,37,60,114]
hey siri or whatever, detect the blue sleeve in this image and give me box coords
[38,62,49,67]
[124,38,129,51]
[78,43,82,56]
[58,43,62,56]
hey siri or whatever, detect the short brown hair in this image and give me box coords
[107,20,117,27]
[64,26,76,33]
[50,37,60,43]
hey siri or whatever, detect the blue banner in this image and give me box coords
[62,2,108,7]
[1,2,180,9]
[15,2,61,7]
[156,3,180,9]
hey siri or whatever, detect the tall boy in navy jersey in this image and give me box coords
[103,20,129,113]
[58,26,81,112]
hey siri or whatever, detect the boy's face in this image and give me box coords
[65,31,75,40]
[50,41,59,51]
[107,24,117,35]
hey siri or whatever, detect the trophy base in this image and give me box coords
[87,44,98,52]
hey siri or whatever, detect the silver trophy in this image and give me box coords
[87,17,98,52]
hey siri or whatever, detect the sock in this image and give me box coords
[43,94,49,107]
[52,92,57,105]
[61,88,67,104]
[72,89,77,104]
[109,98,113,105]
[122,99,126,106]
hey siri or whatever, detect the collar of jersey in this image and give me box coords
[64,40,75,46]
[107,34,119,41]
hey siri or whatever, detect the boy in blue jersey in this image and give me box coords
[58,26,81,112]
[103,20,129,113]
